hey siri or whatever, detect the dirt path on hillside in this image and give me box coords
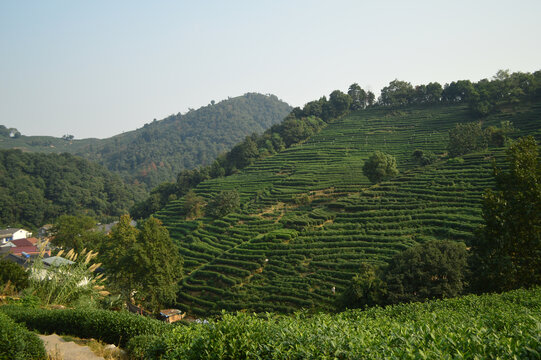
[38,334,105,360]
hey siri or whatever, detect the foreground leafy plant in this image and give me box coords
[148,287,541,359]
[0,311,46,359]
[0,306,168,347]
[27,248,106,307]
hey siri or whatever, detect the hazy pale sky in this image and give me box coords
[1,0,540,139]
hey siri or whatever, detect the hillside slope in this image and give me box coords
[0,93,292,188]
[154,101,541,315]
[0,149,145,229]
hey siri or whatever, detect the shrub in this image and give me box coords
[0,311,46,359]
[446,157,464,164]
[412,149,438,166]
[448,122,487,157]
[362,151,399,183]
[206,190,240,218]
[385,240,470,304]
[0,260,29,294]
[0,306,168,347]
[134,288,541,359]
[126,334,164,360]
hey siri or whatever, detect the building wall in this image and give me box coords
[12,230,31,240]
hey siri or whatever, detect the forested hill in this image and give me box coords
[0,149,146,229]
[0,93,292,188]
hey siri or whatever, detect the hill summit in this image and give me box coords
[0,93,292,189]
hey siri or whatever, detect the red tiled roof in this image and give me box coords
[10,239,34,247]
[10,246,40,255]
[26,237,39,245]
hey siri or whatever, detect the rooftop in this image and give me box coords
[42,256,75,267]
[0,228,24,237]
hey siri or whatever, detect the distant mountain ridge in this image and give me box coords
[0,93,292,189]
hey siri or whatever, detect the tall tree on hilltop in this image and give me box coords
[327,90,352,119]
[366,91,376,106]
[348,83,367,110]
[379,79,414,106]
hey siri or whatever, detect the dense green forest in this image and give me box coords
[0,150,145,229]
[0,93,292,189]
[137,70,541,315]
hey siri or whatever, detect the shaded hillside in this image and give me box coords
[153,101,541,315]
[0,93,292,188]
[0,149,145,229]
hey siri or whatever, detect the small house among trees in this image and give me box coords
[159,309,185,323]
[0,228,32,244]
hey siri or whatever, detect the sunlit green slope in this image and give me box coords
[156,102,541,315]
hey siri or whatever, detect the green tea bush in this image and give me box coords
[141,288,541,359]
[0,306,168,347]
[0,311,46,360]
[447,156,465,164]
[126,334,163,360]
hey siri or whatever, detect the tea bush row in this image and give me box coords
[141,288,541,359]
[0,311,46,360]
[0,306,168,347]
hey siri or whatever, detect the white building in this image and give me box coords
[0,228,32,244]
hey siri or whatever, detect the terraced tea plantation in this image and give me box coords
[155,102,541,315]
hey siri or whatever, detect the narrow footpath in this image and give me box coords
[38,334,105,360]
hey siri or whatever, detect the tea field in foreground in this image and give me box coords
[144,287,541,359]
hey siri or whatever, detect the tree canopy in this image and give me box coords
[385,240,470,304]
[206,190,241,218]
[379,79,414,106]
[448,122,487,157]
[340,240,470,308]
[471,136,541,292]
[338,263,386,309]
[51,215,106,252]
[348,83,367,110]
[100,215,182,312]
[362,151,399,183]
[0,149,143,229]
[99,214,139,302]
